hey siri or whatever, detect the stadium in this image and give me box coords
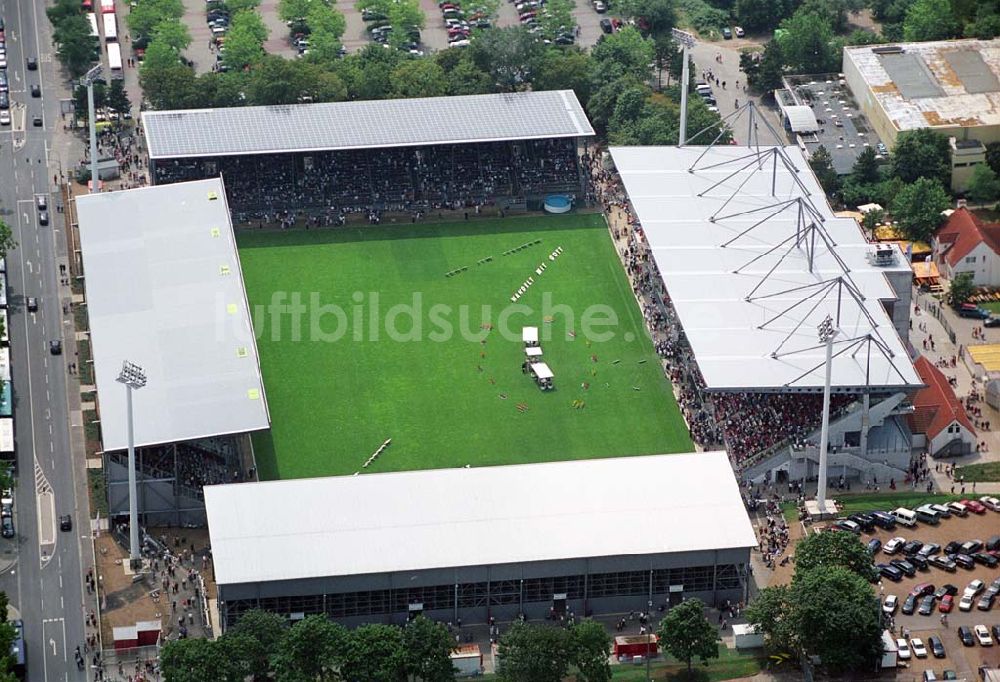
[74,95,922,628]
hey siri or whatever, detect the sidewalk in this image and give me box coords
[910,290,1000,495]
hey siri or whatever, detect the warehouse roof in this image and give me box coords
[143,90,595,160]
[76,179,270,451]
[844,39,1000,132]
[609,144,920,392]
[204,451,757,586]
[784,105,819,133]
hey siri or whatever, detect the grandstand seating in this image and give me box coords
[152,139,581,223]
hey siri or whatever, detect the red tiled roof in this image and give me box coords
[908,356,975,440]
[935,207,1000,268]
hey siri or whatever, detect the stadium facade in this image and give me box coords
[76,179,269,526]
[205,452,757,630]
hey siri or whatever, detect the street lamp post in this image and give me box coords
[816,315,838,512]
[81,65,103,194]
[116,360,146,569]
[672,28,696,147]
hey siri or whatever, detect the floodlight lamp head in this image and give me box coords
[817,315,838,343]
[117,360,147,389]
[82,65,103,86]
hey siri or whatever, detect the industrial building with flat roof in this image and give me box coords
[844,39,1000,147]
[205,451,757,629]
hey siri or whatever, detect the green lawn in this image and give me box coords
[606,644,762,681]
[237,214,693,480]
[981,301,1000,314]
[953,461,1000,482]
[782,491,966,522]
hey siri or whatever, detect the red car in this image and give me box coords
[939,595,954,613]
[961,499,987,514]
[910,582,935,598]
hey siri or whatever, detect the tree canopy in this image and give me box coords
[794,529,879,581]
[903,0,959,41]
[890,128,951,187]
[891,176,950,242]
[968,164,1000,205]
[657,598,719,673]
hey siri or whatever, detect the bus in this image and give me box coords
[10,619,24,679]
[103,13,117,41]
[107,42,123,75]
[0,272,7,309]
[0,418,13,459]
[100,0,114,14]
[87,13,99,38]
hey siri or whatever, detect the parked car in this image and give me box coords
[902,593,917,614]
[891,559,917,577]
[904,540,924,555]
[959,593,975,611]
[884,537,906,555]
[981,496,1000,511]
[929,555,957,572]
[896,637,911,660]
[965,579,986,597]
[592,0,606,11]
[961,499,987,514]
[928,636,945,658]
[867,538,882,555]
[721,26,732,39]
[909,554,929,570]
[919,595,937,615]
[939,594,955,613]
[975,624,994,646]
[734,25,745,37]
[951,553,975,569]
[973,552,998,568]
[910,638,928,658]
[883,595,898,614]
[919,542,941,557]
[911,583,936,598]
[976,593,994,611]
[958,626,975,646]
[935,584,958,600]
[958,304,991,319]
[947,501,968,517]
[836,519,861,534]
[961,540,983,554]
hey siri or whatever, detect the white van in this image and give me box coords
[892,507,917,527]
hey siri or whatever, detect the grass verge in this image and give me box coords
[952,461,1000,482]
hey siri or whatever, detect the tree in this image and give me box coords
[47,0,83,27]
[227,610,286,681]
[532,48,594,105]
[390,58,448,98]
[440,53,494,95]
[657,598,719,673]
[126,0,184,37]
[861,207,885,239]
[226,0,263,11]
[496,622,572,682]
[892,177,950,242]
[735,0,792,32]
[794,529,879,581]
[52,15,100,77]
[590,26,654,85]
[536,0,576,40]
[0,221,16,262]
[340,624,407,682]
[570,620,612,682]
[903,0,958,41]
[160,638,246,682]
[741,40,784,96]
[789,568,883,674]
[271,615,350,682]
[986,141,1000,175]
[106,79,132,115]
[851,146,881,185]
[968,163,1000,204]
[777,8,837,73]
[468,26,543,91]
[746,584,795,653]
[152,20,192,52]
[948,271,975,307]
[222,10,269,70]
[808,145,840,196]
[617,0,675,37]
[72,82,107,120]
[401,616,456,682]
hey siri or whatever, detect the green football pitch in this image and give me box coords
[237,213,693,480]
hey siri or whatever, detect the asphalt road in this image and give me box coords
[0,0,91,677]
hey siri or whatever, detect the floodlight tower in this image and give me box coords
[116,360,146,568]
[672,28,696,146]
[816,315,838,511]
[81,65,103,194]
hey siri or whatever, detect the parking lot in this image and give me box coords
[834,508,1000,679]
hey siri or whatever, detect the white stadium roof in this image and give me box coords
[76,179,270,451]
[610,144,920,392]
[143,90,595,160]
[205,451,757,586]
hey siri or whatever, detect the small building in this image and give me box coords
[950,138,988,193]
[205,451,757,631]
[613,634,659,659]
[908,356,976,457]
[732,623,764,650]
[932,207,1000,287]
